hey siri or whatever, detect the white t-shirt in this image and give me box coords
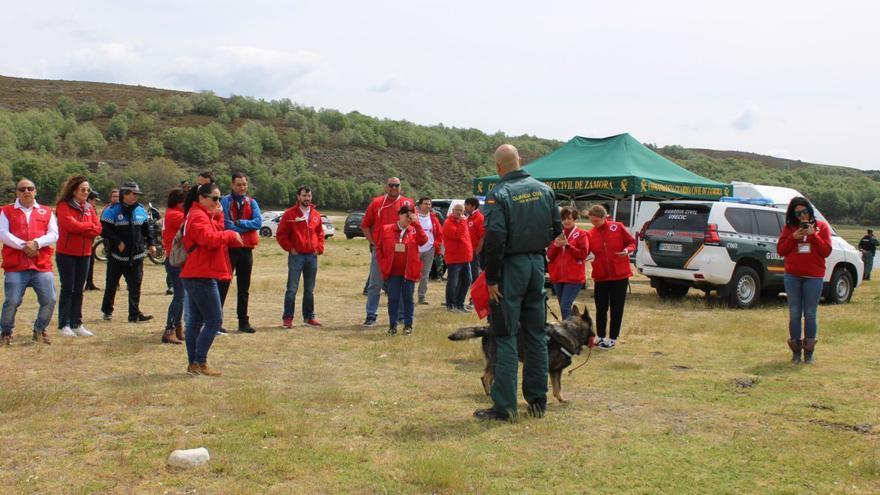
[418,213,434,254]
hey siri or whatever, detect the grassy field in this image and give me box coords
[1,233,878,494]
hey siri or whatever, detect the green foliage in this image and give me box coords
[145,138,164,158]
[106,115,129,141]
[234,121,281,157]
[0,109,69,153]
[161,127,219,164]
[127,138,140,158]
[191,91,226,117]
[229,95,279,120]
[284,111,307,129]
[56,96,76,118]
[204,122,233,151]
[103,102,119,118]
[162,95,193,116]
[63,123,107,156]
[318,110,348,131]
[129,113,157,134]
[76,101,101,121]
[111,158,186,204]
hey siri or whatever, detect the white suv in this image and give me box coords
[635,200,863,308]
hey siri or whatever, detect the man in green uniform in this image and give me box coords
[474,144,561,421]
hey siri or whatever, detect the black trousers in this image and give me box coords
[594,278,628,340]
[56,253,90,328]
[219,247,253,323]
[101,259,144,319]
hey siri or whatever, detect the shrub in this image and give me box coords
[103,102,119,118]
[106,115,129,141]
[162,95,194,116]
[284,111,307,129]
[145,138,165,158]
[56,96,76,118]
[76,101,101,121]
[204,122,233,151]
[129,114,156,134]
[318,109,348,131]
[234,121,281,157]
[192,91,226,117]
[161,127,219,164]
[127,138,140,158]
[64,123,107,156]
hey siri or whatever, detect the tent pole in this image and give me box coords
[629,194,637,231]
[612,200,618,221]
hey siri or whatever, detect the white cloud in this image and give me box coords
[732,103,759,131]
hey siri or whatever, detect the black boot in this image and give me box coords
[527,398,547,418]
[388,324,397,336]
[803,338,817,364]
[787,338,802,363]
[473,408,510,421]
[238,317,256,334]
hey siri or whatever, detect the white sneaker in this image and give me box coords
[59,326,76,337]
[73,325,94,337]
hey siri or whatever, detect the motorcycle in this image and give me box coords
[91,202,166,265]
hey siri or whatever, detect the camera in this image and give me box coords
[800,222,811,229]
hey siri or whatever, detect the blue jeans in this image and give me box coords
[284,253,318,320]
[183,278,223,364]
[1,270,56,335]
[386,276,414,326]
[553,282,582,320]
[164,260,184,330]
[445,263,472,309]
[784,273,823,340]
[365,249,384,319]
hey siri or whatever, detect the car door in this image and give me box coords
[754,209,785,287]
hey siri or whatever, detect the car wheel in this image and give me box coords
[825,267,853,304]
[727,266,761,309]
[260,227,272,237]
[346,234,354,240]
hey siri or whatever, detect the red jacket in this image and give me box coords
[467,209,485,252]
[223,195,260,248]
[442,215,473,264]
[777,221,832,278]
[276,205,325,255]
[587,221,636,282]
[181,204,242,280]
[1,204,54,272]
[162,206,184,255]
[55,200,101,257]
[547,226,589,284]
[361,194,414,240]
[376,221,428,282]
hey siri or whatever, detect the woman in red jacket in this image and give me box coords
[55,175,102,337]
[586,204,636,349]
[375,204,428,335]
[181,183,243,376]
[442,204,473,312]
[160,188,186,345]
[547,206,589,320]
[777,197,832,364]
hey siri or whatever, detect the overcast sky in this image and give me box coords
[2,0,878,169]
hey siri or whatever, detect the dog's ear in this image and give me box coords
[570,305,580,318]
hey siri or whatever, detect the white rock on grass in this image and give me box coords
[167,448,210,469]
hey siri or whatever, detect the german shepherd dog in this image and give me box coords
[448,305,594,403]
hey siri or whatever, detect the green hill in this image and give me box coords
[1,75,878,223]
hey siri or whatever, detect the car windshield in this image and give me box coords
[650,206,709,231]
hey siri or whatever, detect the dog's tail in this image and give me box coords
[448,326,491,341]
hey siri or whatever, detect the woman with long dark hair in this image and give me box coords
[181,183,243,375]
[160,188,186,344]
[55,174,103,337]
[777,197,832,364]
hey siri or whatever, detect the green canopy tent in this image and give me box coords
[473,133,732,228]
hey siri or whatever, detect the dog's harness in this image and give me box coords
[545,300,593,375]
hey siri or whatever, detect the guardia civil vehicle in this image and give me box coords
[634,199,863,308]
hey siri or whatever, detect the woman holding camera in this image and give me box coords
[777,197,832,364]
[375,204,428,335]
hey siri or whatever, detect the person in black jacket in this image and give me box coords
[100,181,155,322]
[859,229,878,280]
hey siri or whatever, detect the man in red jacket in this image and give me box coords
[276,186,325,329]
[360,177,413,327]
[219,172,262,334]
[0,179,59,345]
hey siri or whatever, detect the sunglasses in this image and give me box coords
[387,183,401,188]
[17,186,35,192]
[795,209,810,217]
[201,194,221,202]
